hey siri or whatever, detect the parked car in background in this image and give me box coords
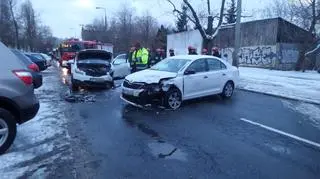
[121,55,239,109]
[40,53,52,66]
[112,53,130,78]
[70,49,114,90]
[11,49,43,89]
[0,42,40,154]
[25,53,49,71]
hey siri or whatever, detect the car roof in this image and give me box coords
[168,55,221,61]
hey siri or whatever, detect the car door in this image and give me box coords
[206,58,228,94]
[112,55,130,78]
[183,59,211,100]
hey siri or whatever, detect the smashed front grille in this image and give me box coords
[78,65,110,77]
[123,80,145,89]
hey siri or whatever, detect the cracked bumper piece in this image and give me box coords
[121,87,163,106]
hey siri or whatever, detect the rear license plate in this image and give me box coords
[90,78,105,82]
[123,88,140,97]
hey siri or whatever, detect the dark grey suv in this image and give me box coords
[0,42,40,154]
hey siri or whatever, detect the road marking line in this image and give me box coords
[239,118,320,149]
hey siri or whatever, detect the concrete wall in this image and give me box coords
[221,45,277,68]
[220,43,300,70]
[277,43,300,70]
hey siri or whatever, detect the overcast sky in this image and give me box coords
[30,0,268,38]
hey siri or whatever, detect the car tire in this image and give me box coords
[71,76,79,91]
[221,81,234,99]
[0,108,17,155]
[164,88,182,110]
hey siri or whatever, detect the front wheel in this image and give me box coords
[164,88,182,110]
[0,108,17,155]
[221,81,234,99]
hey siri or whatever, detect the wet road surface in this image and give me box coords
[26,66,320,178]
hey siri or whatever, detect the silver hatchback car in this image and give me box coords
[0,42,40,154]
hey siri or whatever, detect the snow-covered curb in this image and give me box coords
[238,67,320,105]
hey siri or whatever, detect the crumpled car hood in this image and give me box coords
[125,69,177,84]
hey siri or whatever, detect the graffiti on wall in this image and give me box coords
[221,46,278,67]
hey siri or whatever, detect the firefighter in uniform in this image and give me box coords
[188,46,198,55]
[131,42,149,72]
[202,48,208,55]
[212,47,221,58]
[169,48,175,57]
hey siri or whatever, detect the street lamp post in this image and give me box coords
[96,7,107,31]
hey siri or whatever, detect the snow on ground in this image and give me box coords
[238,67,320,104]
[282,100,320,130]
[0,66,71,178]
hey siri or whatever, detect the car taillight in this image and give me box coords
[28,63,39,72]
[12,70,33,85]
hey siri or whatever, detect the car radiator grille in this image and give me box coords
[123,80,145,89]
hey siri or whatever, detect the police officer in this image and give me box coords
[169,48,175,57]
[132,42,149,72]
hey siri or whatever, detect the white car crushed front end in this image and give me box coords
[72,68,113,82]
[71,59,114,88]
[121,69,181,107]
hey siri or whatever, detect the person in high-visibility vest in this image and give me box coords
[128,46,136,73]
[131,42,149,72]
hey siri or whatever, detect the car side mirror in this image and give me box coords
[184,69,196,75]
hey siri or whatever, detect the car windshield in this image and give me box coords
[150,58,190,73]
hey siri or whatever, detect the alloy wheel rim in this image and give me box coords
[0,118,9,147]
[168,92,181,109]
[225,83,233,97]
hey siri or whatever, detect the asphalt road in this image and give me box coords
[45,66,320,178]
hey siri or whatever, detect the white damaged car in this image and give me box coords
[70,49,114,90]
[121,55,239,109]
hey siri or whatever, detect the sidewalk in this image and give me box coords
[238,67,320,105]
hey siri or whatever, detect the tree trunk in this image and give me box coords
[9,1,20,49]
[309,0,316,34]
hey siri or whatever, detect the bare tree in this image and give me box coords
[117,4,135,52]
[135,11,158,48]
[8,0,19,49]
[225,0,237,24]
[0,0,15,47]
[264,0,319,34]
[167,0,226,51]
[20,0,37,51]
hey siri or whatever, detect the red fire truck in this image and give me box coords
[58,39,113,67]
